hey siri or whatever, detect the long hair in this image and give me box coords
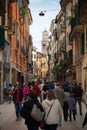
[47,89,56,100]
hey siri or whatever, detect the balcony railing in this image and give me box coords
[69,15,83,40]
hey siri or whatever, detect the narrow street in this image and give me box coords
[0,101,87,130]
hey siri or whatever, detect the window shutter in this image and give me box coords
[0,27,5,49]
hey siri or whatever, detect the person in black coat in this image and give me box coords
[21,91,44,130]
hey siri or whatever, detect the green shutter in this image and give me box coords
[81,33,84,55]
[0,27,5,49]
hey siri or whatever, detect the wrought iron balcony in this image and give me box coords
[69,15,84,40]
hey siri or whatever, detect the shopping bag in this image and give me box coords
[31,104,44,122]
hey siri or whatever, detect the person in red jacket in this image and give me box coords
[33,82,41,95]
[13,82,24,121]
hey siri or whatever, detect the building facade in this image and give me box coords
[36,52,42,80]
[0,0,32,102]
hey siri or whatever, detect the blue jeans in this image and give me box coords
[14,103,22,119]
[45,124,58,130]
[28,125,39,130]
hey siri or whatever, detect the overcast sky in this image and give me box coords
[29,0,60,52]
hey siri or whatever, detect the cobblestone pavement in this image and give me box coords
[0,101,87,130]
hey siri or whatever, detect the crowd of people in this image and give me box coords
[8,80,87,130]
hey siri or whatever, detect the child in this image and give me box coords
[67,93,76,121]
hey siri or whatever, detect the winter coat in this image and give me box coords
[13,87,23,103]
[73,86,83,98]
[67,97,75,111]
[42,99,62,125]
[33,85,41,95]
[23,86,29,95]
[21,99,44,128]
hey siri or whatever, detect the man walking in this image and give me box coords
[13,82,24,121]
[73,83,83,115]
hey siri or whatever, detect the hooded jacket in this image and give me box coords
[42,99,62,125]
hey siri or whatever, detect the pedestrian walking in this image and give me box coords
[63,87,70,121]
[33,82,41,96]
[73,83,83,115]
[48,81,55,89]
[21,91,44,130]
[42,84,49,101]
[13,82,24,121]
[42,89,62,130]
[33,82,41,102]
[53,82,66,126]
[23,83,29,101]
[67,93,76,121]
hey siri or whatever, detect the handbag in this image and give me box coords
[40,103,53,129]
[40,120,45,129]
[31,104,44,122]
